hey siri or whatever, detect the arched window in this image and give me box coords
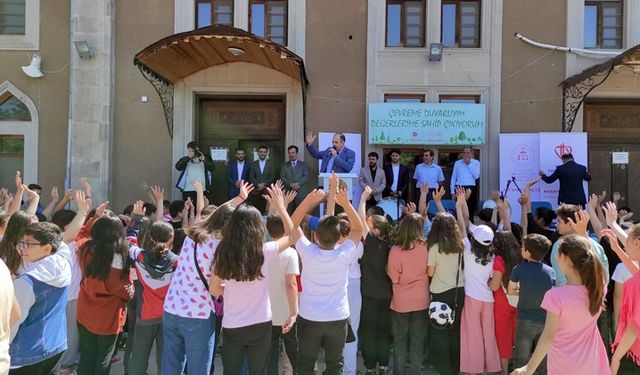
[0,81,38,188]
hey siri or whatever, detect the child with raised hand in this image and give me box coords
[387,211,429,375]
[358,185,393,374]
[125,200,178,375]
[602,226,640,375]
[455,187,501,375]
[209,183,295,374]
[290,173,364,375]
[512,234,609,375]
[489,229,522,375]
[76,202,134,375]
[509,233,555,375]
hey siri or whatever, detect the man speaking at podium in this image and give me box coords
[305,131,356,173]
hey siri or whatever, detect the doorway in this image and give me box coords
[382,147,481,202]
[196,95,286,205]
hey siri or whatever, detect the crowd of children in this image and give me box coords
[0,169,639,375]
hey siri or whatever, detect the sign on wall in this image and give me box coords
[368,103,486,145]
[499,132,588,222]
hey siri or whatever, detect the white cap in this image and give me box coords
[472,225,494,245]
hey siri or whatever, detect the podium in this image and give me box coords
[318,173,359,216]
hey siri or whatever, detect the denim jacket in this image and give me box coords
[9,275,68,367]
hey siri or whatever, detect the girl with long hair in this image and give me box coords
[210,186,295,374]
[387,212,429,375]
[489,230,522,375]
[512,234,609,374]
[0,211,37,276]
[127,218,178,375]
[76,207,134,375]
[426,209,465,375]
[162,195,238,375]
[455,189,501,375]
[358,187,393,374]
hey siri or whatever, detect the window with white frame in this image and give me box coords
[441,0,481,48]
[249,0,287,45]
[584,0,623,49]
[196,0,234,28]
[0,0,38,50]
[386,0,426,47]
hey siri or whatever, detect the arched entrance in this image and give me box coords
[0,81,38,187]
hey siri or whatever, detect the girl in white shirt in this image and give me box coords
[210,187,295,375]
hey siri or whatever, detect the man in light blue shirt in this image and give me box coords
[412,149,444,204]
[450,146,480,214]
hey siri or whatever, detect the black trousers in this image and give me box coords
[9,352,63,375]
[76,324,118,375]
[392,309,428,375]
[297,316,347,375]
[359,297,392,370]
[222,321,272,375]
[268,324,298,375]
[428,287,465,375]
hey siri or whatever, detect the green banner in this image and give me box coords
[368,103,486,145]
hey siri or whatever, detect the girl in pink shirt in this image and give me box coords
[603,224,640,375]
[512,234,609,375]
[387,212,429,375]
[210,187,295,374]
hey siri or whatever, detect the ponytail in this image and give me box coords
[142,222,174,261]
[558,235,605,316]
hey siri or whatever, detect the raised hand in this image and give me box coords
[264,184,286,210]
[23,184,38,202]
[50,186,59,202]
[238,180,254,201]
[75,190,90,215]
[588,194,599,212]
[420,182,429,195]
[307,189,325,205]
[464,188,472,201]
[433,186,445,202]
[14,171,22,191]
[132,200,145,216]
[305,131,316,145]
[361,185,373,200]
[601,229,625,255]
[335,187,350,207]
[63,189,73,201]
[489,190,501,203]
[404,202,417,215]
[597,191,607,205]
[275,180,285,191]
[150,185,164,202]
[192,179,204,194]
[455,187,467,207]
[80,177,91,195]
[329,172,339,192]
[94,201,109,218]
[284,190,297,206]
[518,193,529,207]
[604,201,618,227]
[567,210,590,236]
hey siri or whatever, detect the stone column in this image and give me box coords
[67,0,115,203]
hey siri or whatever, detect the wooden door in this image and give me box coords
[584,100,640,212]
[197,96,285,205]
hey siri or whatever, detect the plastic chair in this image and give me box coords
[427,199,457,217]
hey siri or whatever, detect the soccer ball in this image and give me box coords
[429,301,454,328]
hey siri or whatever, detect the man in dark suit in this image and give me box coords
[539,153,591,206]
[305,131,356,173]
[280,145,309,212]
[383,149,409,200]
[248,145,275,213]
[226,147,250,198]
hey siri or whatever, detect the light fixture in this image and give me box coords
[74,41,94,59]
[429,43,443,62]
[227,47,245,57]
[21,55,44,78]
